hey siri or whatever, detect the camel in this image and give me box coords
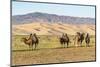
[21,33,39,50]
[74,32,80,47]
[85,33,90,47]
[59,33,70,48]
[74,32,85,47]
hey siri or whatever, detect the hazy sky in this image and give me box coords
[12,1,95,18]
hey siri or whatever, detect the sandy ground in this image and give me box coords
[12,46,96,66]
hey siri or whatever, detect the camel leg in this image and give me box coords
[79,42,81,47]
[79,41,82,47]
[29,45,30,49]
[75,40,78,47]
[88,44,90,47]
[36,43,38,49]
[86,43,88,47]
[80,41,83,47]
[74,40,76,47]
[78,42,81,47]
[63,45,64,48]
[76,41,78,47]
[67,42,69,48]
[30,42,33,50]
[61,42,64,48]
[35,44,36,50]
[77,41,79,47]
[86,41,88,47]
[62,43,64,48]
[63,44,65,48]
[62,44,63,48]
[31,45,33,50]
[86,43,89,47]
[62,44,64,48]
[64,42,66,48]
[74,40,77,47]
[61,42,63,48]
[34,43,37,50]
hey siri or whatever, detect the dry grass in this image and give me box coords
[12,35,96,66]
[12,46,95,66]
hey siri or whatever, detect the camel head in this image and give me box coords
[21,37,27,42]
[76,32,80,36]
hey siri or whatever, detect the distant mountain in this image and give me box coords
[12,12,95,25]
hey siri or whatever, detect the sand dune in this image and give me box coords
[12,22,95,35]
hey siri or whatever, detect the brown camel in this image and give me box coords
[85,33,90,47]
[74,32,85,47]
[59,33,70,48]
[22,33,39,50]
[74,32,80,47]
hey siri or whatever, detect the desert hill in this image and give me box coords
[12,22,95,35]
[12,12,95,35]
